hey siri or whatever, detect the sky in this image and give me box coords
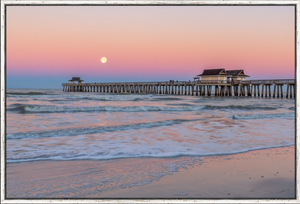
[7,6,295,89]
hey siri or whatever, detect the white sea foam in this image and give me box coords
[6,140,294,163]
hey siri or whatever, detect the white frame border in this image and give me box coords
[1,0,299,203]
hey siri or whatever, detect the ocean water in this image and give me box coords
[5,88,295,198]
[6,88,295,163]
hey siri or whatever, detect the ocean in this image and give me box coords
[6,88,295,162]
[5,88,295,197]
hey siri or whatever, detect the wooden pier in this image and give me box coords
[62,79,295,98]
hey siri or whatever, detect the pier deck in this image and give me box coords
[62,79,295,98]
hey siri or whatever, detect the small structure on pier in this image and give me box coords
[226,70,249,81]
[193,76,200,81]
[69,77,84,85]
[197,68,231,83]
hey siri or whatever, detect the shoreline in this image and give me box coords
[6,144,294,164]
[6,146,295,199]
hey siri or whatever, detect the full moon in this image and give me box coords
[101,57,107,63]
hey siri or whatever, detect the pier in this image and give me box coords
[62,79,295,98]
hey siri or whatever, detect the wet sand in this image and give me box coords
[6,146,295,199]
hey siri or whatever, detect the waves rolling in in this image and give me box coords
[7,119,202,140]
[7,103,285,113]
[232,113,294,120]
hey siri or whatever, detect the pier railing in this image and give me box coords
[239,79,295,85]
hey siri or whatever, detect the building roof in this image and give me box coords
[197,68,230,76]
[69,77,84,82]
[197,69,250,77]
[226,70,249,77]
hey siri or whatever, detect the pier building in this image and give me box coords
[69,77,84,85]
[197,68,230,83]
[226,70,249,81]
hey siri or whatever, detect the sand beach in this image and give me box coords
[6,146,295,199]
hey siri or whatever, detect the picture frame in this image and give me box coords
[1,0,299,203]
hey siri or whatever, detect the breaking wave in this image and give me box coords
[6,93,151,101]
[7,119,200,140]
[151,97,183,101]
[166,103,195,106]
[232,113,294,120]
[8,104,280,113]
[7,142,294,163]
[8,104,206,113]
[7,92,47,95]
[203,105,278,110]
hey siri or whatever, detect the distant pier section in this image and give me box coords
[62,69,295,98]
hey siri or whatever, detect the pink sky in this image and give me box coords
[7,6,295,87]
